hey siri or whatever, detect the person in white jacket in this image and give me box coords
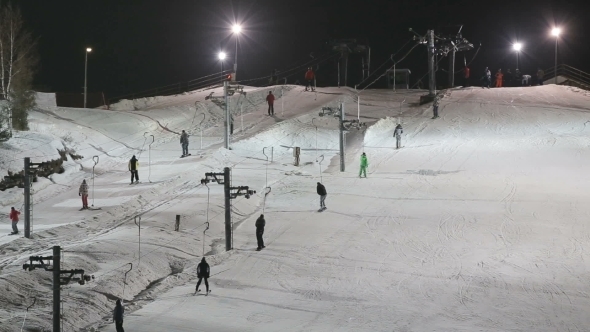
[79,179,89,209]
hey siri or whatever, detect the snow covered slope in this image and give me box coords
[2,84,590,332]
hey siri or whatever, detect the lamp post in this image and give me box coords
[512,42,522,70]
[551,27,561,84]
[218,52,226,82]
[84,47,92,108]
[232,24,241,80]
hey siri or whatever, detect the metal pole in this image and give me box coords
[234,36,238,80]
[428,30,436,97]
[554,38,558,84]
[448,49,455,88]
[339,103,345,172]
[393,63,396,92]
[84,52,88,108]
[53,245,60,332]
[240,104,243,133]
[223,167,231,251]
[24,157,31,238]
[516,52,519,70]
[224,81,229,149]
[357,96,360,120]
[281,87,284,116]
[134,216,141,266]
[344,54,348,87]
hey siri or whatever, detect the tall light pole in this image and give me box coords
[218,52,226,82]
[84,48,92,108]
[551,27,561,84]
[232,24,241,80]
[512,42,522,70]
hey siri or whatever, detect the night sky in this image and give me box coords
[18,0,590,99]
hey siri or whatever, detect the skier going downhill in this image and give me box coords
[79,179,89,209]
[317,182,327,210]
[305,67,315,91]
[266,91,275,116]
[195,257,210,294]
[359,153,368,178]
[128,155,139,184]
[256,214,265,251]
[180,130,189,157]
[113,299,125,332]
[9,207,20,235]
[394,124,404,149]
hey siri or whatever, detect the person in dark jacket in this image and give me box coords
[266,91,275,116]
[432,98,440,119]
[255,214,265,250]
[394,124,403,149]
[128,155,139,184]
[536,68,545,85]
[317,182,327,209]
[195,257,210,293]
[113,299,125,332]
[180,130,189,156]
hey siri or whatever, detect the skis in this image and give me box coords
[79,207,102,211]
[317,207,327,212]
[129,181,140,185]
[194,289,211,296]
[180,154,192,158]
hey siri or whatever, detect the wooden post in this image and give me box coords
[175,215,180,231]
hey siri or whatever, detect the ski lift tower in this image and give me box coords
[327,39,371,87]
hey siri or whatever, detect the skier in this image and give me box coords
[522,74,531,86]
[112,299,125,332]
[304,67,315,91]
[9,207,20,235]
[514,69,523,86]
[536,68,545,85]
[463,65,470,87]
[394,124,403,149]
[316,182,327,210]
[266,91,275,116]
[482,67,491,88]
[432,97,440,119]
[495,69,503,87]
[195,257,210,294]
[79,179,89,209]
[505,69,513,87]
[255,214,265,251]
[359,152,368,178]
[128,155,139,184]
[180,130,189,157]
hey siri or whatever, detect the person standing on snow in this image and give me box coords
[432,97,440,119]
[79,179,89,209]
[394,124,404,149]
[305,67,315,91]
[9,207,20,235]
[195,257,210,293]
[536,68,545,85]
[482,67,491,88]
[359,153,368,178]
[266,91,275,116]
[463,65,470,87]
[495,69,504,87]
[255,214,265,251]
[505,69,513,87]
[113,299,125,332]
[317,182,327,210]
[128,155,139,184]
[180,130,189,156]
[514,69,523,86]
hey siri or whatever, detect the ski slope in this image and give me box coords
[1,84,590,331]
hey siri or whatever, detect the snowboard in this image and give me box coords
[180,154,192,158]
[317,207,327,212]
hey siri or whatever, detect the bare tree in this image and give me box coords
[0,2,37,133]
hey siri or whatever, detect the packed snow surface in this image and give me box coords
[1,84,590,331]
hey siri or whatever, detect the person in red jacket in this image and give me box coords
[463,65,470,87]
[265,91,275,116]
[495,69,504,88]
[9,207,20,235]
[304,67,315,91]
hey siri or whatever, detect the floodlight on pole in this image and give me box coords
[551,27,561,84]
[232,24,241,80]
[218,52,226,81]
[512,42,522,69]
[84,48,92,108]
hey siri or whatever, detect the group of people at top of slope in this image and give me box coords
[263,67,316,116]
[469,65,546,89]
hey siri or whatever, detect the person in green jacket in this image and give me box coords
[359,152,368,178]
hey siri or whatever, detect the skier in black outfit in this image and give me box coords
[128,155,139,184]
[113,299,125,332]
[255,214,265,251]
[394,124,403,149]
[195,257,210,293]
[317,182,327,209]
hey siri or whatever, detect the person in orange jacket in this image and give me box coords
[495,69,504,87]
[265,91,275,116]
[9,207,20,235]
[304,67,315,91]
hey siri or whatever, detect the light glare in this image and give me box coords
[552,27,561,37]
[232,24,242,34]
[513,43,522,52]
[86,48,92,52]
[218,52,226,60]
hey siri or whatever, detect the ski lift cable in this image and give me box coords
[360,44,421,91]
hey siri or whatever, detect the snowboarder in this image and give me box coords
[317,182,327,210]
[113,299,125,332]
[255,214,265,251]
[359,152,368,178]
[195,257,210,293]
[266,91,275,116]
[495,69,504,87]
[180,130,189,156]
[536,68,545,85]
[432,98,440,119]
[481,67,491,88]
[128,155,139,184]
[305,67,315,91]
[79,179,89,209]
[394,124,403,149]
[463,65,470,87]
[9,207,20,235]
